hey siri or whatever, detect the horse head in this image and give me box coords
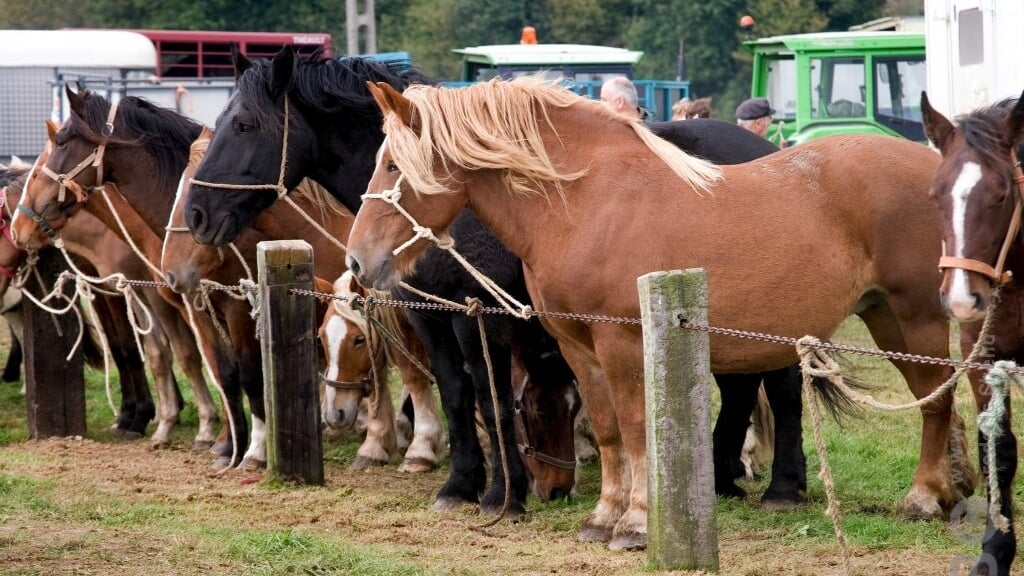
[318,271,378,430]
[512,326,580,502]
[0,152,37,297]
[11,89,101,250]
[922,90,1024,321]
[346,82,468,290]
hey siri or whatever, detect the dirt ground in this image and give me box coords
[0,434,976,576]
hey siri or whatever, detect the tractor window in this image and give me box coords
[811,57,866,118]
[763,56,796,119]
[874,56,926,140]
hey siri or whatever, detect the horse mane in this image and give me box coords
[293,177,347,221]
[69,90,204,187]
[237,52,430,134]
[386,76,721,200]
[956,98,1019,182]
[331,271,407,349]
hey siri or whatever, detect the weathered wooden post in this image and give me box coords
[23,246,85,438]
[257,240,323,485]
[638,268,718,571]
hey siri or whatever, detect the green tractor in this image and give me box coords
[745,30,925,147]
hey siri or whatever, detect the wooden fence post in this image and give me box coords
[257,240,323,485]
[639,268,718,571]
[23,246,85,438]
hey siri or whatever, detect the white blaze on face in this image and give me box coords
[11,146,48,230]
[321,313,350,420]
[947,161,984,310]
[161,173,189,268]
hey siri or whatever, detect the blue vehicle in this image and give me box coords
[449,41,690,121]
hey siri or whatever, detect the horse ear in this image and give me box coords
[66,84,86,119]
[920,91,955,150]
[367,81,415,128]
[270,45,295,99]
[1004,89,1024,151]
[230,43,251,81]
[45,118,59,142]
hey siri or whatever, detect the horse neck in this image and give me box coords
[305,115,384,214]
[255,193,353,280]
[84,183,165,276]
[105,147,179,235]
[56,211,133,277]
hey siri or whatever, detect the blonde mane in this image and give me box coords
[384,76,721,199]
[331,271,407,350]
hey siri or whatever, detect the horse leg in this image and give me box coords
[859,299,962,519]
[159,296,219,450]
[457,321,527,518]
[2,323,22,382]
[711,373,761,498]
[408,313,485,509]
[760,364,807,509]
[548,331,628,545]
[352,354,398,469]
[960,321,1016,576]
[139,323,181,448]
[395,333,445,473]
[91,294,153,438]
[237,324,267,471]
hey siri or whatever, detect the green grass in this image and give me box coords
[0,315,1017,574]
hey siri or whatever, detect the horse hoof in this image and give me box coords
[212,456,235,470]
[398,457,437,473]
[480,501,526,522]
[120,430,144,441]
[900,489,945,520]
[761,497,803,511]
[193,440,215,452]
[715,482,747,499]
[209,442,229,456]
[239,458,266,471]
[608,531,646,551]
[578,524,613,544]
[149,439,172,451]
[431,496,475,512]
[350,456,388,470]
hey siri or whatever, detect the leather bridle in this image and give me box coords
[938,148,1024,285]
[17,102,119,239]
[320,373,372,397]
[513,375,577,472]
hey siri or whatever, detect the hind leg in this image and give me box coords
[2,324,22,382]
[760,364,806,508]
[711,373,761,498]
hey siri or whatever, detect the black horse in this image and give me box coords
[187,47,810,511]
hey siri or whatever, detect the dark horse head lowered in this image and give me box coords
[185,46,427,246]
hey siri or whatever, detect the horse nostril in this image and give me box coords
[972,292,986,311]
[188,205,207,234]
[337,409,345,424]
[347,256,361,279]
[165,271,179,292]
[549,487,568,501]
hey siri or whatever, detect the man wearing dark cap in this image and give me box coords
[735,97,775,138]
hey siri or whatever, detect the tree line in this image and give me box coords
[0,0,920,120]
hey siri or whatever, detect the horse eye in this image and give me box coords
[238,122,255,134]
[353,335,366,346]
[386,162,399,173]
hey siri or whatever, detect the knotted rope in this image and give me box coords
[977,360,1022,533]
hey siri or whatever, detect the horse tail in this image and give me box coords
[806,356,869,424]
[745,384,775,477]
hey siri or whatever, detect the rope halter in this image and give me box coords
[18,101,119,238]
[938,148,1024,285]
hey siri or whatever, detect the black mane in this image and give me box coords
[236,52,430,132]
[68,90,204,187]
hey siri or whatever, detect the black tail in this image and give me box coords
[79,318,108,371]
[806,353,869,425]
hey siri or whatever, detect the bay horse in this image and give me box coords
[920,91,1024,576]
[2,149,216,447]
[161,128,446,473]
[8,89,259,466]
[182,47,803,511]
[345,78,971,550]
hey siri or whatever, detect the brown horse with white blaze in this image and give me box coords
[921,90,1024,576]
[345,78,969,550]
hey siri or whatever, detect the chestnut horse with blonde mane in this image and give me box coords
[346,78,970,550]
[921,90,1024,576]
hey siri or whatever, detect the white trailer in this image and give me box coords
[925,0,1024,116]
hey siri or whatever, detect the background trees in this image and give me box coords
[0,0,920,120]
